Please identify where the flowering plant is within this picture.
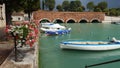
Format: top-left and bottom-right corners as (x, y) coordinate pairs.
(5, 21), (39, 47)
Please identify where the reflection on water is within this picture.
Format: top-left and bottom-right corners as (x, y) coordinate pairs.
(62, 49), (120, 59)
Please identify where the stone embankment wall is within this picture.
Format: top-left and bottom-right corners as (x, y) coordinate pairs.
(102, 16), (120, 23)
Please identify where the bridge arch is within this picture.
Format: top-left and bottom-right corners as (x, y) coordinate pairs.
(66, 18), (76, 23)
(90, 18), (101, 23)
(39, 18), (51, 23)
(53, 18), (64, 23)
(79, 18), (89, 23)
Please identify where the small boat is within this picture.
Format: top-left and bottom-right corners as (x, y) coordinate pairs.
(60, 37), (120, 51)
(40, 23), (71, 35)
(111, 22), (120, 25)
(115, 22), (120, 25)
(45, 28), (71, 35)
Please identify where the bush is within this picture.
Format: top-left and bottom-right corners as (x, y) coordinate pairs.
(4, 21), (39, 47)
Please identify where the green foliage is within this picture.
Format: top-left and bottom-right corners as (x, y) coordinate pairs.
(4, 0), (40, 24)
(87, 1), (94, 11)
(109, 8), (120, 16)
(6, 0), (23, 12)
(81, 6), (85, 11)
(69, 1), (76, 11)
(77, 7), (83, 12)
(44, 0), (55, 11)
(22, 0), (40, 13)
(103, 8), (109, 15)
(6, 0), (40, 13)
(75, 0), (82, 7)
(32, 0), (40, 11)
(94, 8), (102, 12)
(69, 0), (82, 12)
(21, 25), (29, 38)
(56, 5), (63, 11)
(97, 1), (108, 11)
(62, 0), (70, 11)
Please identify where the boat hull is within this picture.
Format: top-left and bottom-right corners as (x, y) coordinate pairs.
(40, 23), (71, 35)
(60, 41), (120, 51)
(60, 44), (120, 51)
(45, 29), (71, 35)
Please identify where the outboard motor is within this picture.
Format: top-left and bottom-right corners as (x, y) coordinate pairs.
(112, 37), (120, 44)
(115, 41), (120, 44)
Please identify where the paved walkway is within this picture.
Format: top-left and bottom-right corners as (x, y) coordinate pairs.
(0, 41), (14, 65)
(0, 27), (39, 68)
(0, 42), (38, 68)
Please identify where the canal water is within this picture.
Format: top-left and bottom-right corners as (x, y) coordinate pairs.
(39, 23), (120, 68)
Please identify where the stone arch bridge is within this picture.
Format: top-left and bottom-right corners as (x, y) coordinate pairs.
(33, 10), (105, 23)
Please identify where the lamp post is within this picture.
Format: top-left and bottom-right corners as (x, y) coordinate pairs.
(42, 0), (45, 10)
(27, 0), (33, 22)
(11, 32), (18, 61)
(27, 0), (30, 21)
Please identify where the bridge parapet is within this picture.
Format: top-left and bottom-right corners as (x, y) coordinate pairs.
(33, 10), (105, 23)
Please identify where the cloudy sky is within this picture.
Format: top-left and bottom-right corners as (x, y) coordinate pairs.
(55, 0), (120, 8)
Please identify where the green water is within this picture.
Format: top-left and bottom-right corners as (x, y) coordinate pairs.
(39, 23), (120, 68)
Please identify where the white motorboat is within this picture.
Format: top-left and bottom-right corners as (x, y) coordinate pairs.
(60, 37), (120, 51)
(40, 23), (71, 35)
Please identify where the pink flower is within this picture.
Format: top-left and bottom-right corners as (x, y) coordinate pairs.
(14, 22), (21, 26)
(23, 21), (29, 25)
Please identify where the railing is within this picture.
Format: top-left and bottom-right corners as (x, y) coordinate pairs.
(85, 58), (120, 68)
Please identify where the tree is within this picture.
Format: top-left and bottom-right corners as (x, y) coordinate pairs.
(81, 6), (85, 11)
(62, 0), (70, 11)
(69, 0), (82, 11)
(75, 0), (82, 8)
(4, 0), (40, 24)
(94, 8), (102, 12)
(44, 0), (55, 11)
(23, 0), (40, 21)
(87, 1), (94, 11)
(77, 7), (83, 12)
(97, 1), (108, 11)
(5, 0), (24, 24)
(0, 0), (4, 4)
(69, 1), (75, 11)
(109, 8), (118, 16)
(116, 8), (120, 16)
(103, 8), (109, 15)
(56, 5), (63, 11)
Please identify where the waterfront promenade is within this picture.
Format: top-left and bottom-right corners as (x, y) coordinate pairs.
(0, 42), (39, 68)
(0, 27), (39, 68)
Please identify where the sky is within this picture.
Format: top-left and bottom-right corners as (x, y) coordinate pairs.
(55, 0), (120, 8)
(40, 0), (120, 10)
